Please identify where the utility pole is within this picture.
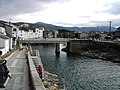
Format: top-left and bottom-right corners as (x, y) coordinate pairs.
(109, 21), (112, 36)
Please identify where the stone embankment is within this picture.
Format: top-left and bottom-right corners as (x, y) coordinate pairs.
(28, 48), (64, 90)
(27, 50), (46, 90)
(62, 41), (120, 63)
(62, 47), (120, 63)
(79, 51), (120, 63)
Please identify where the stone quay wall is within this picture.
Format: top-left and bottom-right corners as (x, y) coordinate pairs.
(66, 40), (120, 62)
(27, 50), (46, 90)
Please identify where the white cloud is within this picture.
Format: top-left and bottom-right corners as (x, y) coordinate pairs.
(1, 0), (120, 27)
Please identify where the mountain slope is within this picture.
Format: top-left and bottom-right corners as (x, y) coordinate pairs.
(34, 22), (64, 30)
(0, 19), (117, 32)
(35, 22), (116, 32)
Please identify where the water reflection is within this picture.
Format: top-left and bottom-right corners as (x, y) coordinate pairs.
(32, 44), (120, 90)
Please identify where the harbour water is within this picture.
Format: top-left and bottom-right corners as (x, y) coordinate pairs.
(32, 44), (120, 90)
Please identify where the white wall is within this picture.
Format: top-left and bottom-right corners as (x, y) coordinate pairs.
(0, 38), (9, 54)
(5, 39), (9, 53)
(9, 38), (13, 50)
(0, 38), (5, 47)
(19, 27), (44, 39)
(11, 24), (19, 38)
(0, 48), (6, 55)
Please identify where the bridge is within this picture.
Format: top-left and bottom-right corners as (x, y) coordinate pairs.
(20, 38), (70, 54)
(20, 38), (120, 54)
(20, 38), (70, 44)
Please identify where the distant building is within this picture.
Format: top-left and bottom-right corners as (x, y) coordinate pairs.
(99, 32), (107, 41)
(43, 30), (58, 38)
(53, 30), (59, 38)
(0, 23), (13, 49)
(79, 32), (89, 39)
(88, 30), (101, 41)
(114, 30), (120, 38)
(10, 24), (19, 49)
(0, 21), (46, 51)
(20, 23), (29, 27)
(19, 25), (44, 40)
(89, 30), (96, 37)
(2, 23), (19, 49)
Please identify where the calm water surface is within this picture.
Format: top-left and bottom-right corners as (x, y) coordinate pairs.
(32, 44), (120, 90)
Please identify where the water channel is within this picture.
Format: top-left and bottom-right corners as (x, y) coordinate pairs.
(32, 44), (120, 90)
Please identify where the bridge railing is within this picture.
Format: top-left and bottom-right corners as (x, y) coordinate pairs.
(20, 38), (70, 43)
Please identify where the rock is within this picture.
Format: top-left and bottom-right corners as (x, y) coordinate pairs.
(43, 71), (64, 90)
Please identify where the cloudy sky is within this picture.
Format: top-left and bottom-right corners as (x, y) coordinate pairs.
(0, 0), (120, 27)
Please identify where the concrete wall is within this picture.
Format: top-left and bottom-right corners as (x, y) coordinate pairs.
(67, 39), (120, 53)
(27, 51), (46, 90)
(5, 39), (9, 53)
(67, 40), (93, 53)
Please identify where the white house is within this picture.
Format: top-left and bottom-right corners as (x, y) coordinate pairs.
(35, 27), (44, 38)
(3, 23), (20, 49)
(1, 23), (15, 49)
(0, 34), (10, 55)
(11, 24), (19, 39)
(19, 26), (44, 40)
(0, 24), (13, 50)
(11, 24), (19, 49)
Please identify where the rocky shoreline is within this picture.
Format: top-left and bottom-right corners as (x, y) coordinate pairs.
(43, 71), (64, 90)
(62, 48), (120, 63)
(80, 51), (120, 63)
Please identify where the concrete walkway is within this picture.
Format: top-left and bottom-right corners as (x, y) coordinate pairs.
(0, 50), (30, 90)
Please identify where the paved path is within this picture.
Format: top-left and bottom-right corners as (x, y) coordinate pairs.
(0, 50), (30, 90)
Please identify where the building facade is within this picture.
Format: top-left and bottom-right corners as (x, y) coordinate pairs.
(0, 34), (10, 55)
(19, 27), (44, 40)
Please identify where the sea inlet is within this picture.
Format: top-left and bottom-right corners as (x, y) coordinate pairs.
(32, 44), (120, 90)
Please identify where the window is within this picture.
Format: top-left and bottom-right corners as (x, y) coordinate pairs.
(13, 28), (16, 31)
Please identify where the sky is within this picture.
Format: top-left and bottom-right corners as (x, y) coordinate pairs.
(0, 0), (120, 27)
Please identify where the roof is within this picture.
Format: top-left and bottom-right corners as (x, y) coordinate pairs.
(0, 34), (9, 39)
